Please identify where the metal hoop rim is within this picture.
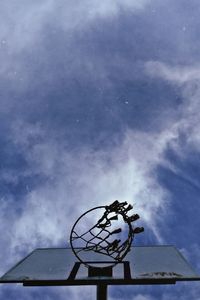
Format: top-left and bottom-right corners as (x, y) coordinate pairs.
(70, 205), (134, 268)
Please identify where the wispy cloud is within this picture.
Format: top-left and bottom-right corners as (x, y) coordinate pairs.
(144, 60), (200, 277)
(0, 285), (96, 300)
(144, 60), (200, 154)
(145, 61), (200, 84)
(1, 2), (200, 300)
(0, 0), (150, 53)
(0, 119), (171, 275)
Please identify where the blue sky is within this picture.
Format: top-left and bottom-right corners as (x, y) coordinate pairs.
(1, 0), (200, 299)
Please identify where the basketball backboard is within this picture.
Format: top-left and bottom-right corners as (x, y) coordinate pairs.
(0, 246), (199, 286)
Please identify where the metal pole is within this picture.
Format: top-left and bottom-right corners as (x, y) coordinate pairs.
(96, 284), (107, 300)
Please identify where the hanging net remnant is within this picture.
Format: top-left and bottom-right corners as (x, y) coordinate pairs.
(70, 200), (144, 264)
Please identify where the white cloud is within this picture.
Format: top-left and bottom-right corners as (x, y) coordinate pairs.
(145, 61), (200, 84)
(145, 60), (200, 150)
(0, 117), (173, 274)
(143, 59), (200, 195)
(132, 295), (154, 300)
(110, 293), (155, 300)
(1, 3), (200, 300)
(0, 0), (151, 105)
(0, 0), (150, 51)
(0, 285), (95, 300)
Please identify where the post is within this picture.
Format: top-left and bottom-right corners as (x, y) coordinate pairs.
(97, 284), (107, 300)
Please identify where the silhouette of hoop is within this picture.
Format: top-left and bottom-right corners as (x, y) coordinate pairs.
(70, 200), (144, 268)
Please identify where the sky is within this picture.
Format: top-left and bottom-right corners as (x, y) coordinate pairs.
(0, 0), (200, 299)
